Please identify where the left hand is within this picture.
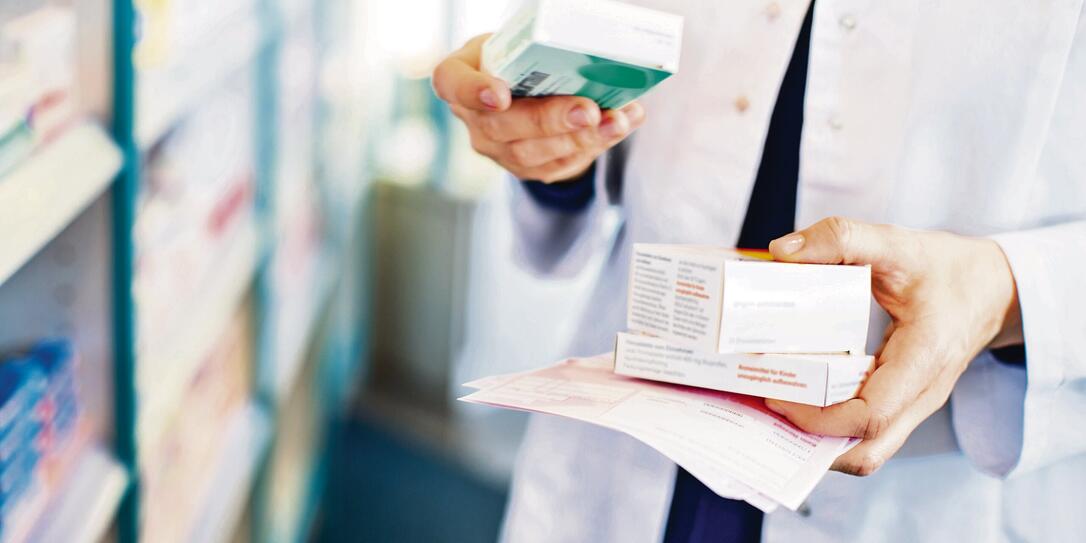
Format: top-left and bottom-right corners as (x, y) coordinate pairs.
(765, 217), (1023, 476)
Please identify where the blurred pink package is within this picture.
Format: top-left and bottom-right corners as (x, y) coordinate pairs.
(460, 355), (858, 512)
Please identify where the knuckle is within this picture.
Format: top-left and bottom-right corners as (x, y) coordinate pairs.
(477, 114), (502, 141)
(431, 63), (447, 87)
(852, 454), (886, 477)
(467, 132), (487, 153)
(431, 63), (455, 101)
(825, 216), (854, 245)
(530, 103), (550, 134)
(468, 133), (500, 161)
(824, 216), (855, 257)
(508, 141), (534, 166)
(449, 104), (470, 121)
(572, 128), (595, 148)
(860, 410), (891, 440)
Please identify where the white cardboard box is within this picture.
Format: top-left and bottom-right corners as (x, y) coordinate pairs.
(613, 332), (875, 406)
(627, 244), (871, 354)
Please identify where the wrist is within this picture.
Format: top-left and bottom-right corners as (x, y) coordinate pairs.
(983, 239), (1024, 348)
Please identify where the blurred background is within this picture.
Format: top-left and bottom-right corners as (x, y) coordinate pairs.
(0, 0), (606, 541)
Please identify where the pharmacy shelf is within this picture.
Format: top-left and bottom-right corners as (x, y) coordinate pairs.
(136, 8), (267, 149)
(273, 249), (340, 404)
(281, 0), (315, 34)
(187, 402), (271, 543)
(136, 221), (261, 450)
(0, 122), (121, 287)
(31, 446), (129, 543)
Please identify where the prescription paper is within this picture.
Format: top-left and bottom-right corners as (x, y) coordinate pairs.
(460, 355), (858, 511)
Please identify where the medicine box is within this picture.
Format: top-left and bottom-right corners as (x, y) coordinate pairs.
(614, 332), (875, 406)
(482, 0), (683, 109)
(627, 244), (871, 354)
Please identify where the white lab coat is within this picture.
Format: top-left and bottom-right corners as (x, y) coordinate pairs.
(497, 1), (1086, 542)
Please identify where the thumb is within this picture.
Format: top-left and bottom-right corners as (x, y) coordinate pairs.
(433, 34), (511, 112)
(768, 216), (899, 268)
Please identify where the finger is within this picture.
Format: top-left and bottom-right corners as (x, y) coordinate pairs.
(516, 152), (598, 184)
(475, 96), (601, 142)
(463, 122), (506, 161)
(598, 104), (641, 140)
(506, 104), (644, 169)
(875, 321), (895, 358)
(768, 216), (906, 270)
(433, 35), (511, 111)
(766, 325), (940, 439)
(508, 132), (584, 169)
(830, 383), (948, 476)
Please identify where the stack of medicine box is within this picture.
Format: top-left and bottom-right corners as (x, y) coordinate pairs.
(614, 244), (877, 407)
(0, 340), (80, 531)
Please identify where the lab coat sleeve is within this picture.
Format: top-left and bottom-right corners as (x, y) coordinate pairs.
(950, 221), (1086, 477)
(508, 151), (622, 278)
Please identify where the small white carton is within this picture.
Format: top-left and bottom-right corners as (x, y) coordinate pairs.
(613, 332), (874, 406)
(627, 244), (871, 354)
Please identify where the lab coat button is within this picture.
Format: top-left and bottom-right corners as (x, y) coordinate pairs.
(766, 2), (782, 20)
(829, 117), (844, 131)
(839, 14), (858, 31)
(734, 96), (750, 113)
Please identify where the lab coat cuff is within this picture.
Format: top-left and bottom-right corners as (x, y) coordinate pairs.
(950, 350), (1026, 477)
(508, 154), (618, 277)
(966, 224), (1086, 476)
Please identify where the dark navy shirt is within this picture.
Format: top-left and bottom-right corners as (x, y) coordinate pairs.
(663, 3), (815, 542)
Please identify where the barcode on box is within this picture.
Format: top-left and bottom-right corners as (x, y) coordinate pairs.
(512, 71), (550, 95)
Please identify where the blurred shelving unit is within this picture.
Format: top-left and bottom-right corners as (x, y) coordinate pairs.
(0, 0), (373, 540)
(30, 446), (129, 543)
(0, 122), (121, 286)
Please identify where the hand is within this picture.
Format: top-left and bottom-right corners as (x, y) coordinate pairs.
(432, 34), (645, 183)
(764, 217), (1024, 476)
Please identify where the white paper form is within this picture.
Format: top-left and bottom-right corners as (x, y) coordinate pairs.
(460, 356), (856, 511)
(464, 370), (770, 507)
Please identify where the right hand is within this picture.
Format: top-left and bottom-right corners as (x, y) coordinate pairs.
(433, 34), (645, 183)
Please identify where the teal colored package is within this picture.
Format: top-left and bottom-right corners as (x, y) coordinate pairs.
(483, 0), (683, 110)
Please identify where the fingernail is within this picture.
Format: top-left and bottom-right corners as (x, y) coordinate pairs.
(765, 400), (786, 415)
(600, 115), (628, 139)
(568, 107), (592, 128)
(775, 234), (805, 255)
(479, 88), (499, 109)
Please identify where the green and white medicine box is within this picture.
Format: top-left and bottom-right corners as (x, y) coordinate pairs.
(482, 0), (683, 110)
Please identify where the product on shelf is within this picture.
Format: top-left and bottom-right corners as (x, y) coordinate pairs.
(0, 5), (77, 176)
(0, 339), (84, 541)
(271, 23), (327, 379)
(134, 0), (257, 69)
(133, 75), (256, 347)
(140, 308), (253, 542)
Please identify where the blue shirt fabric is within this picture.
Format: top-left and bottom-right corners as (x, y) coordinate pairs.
(521, 163), (597, 212)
